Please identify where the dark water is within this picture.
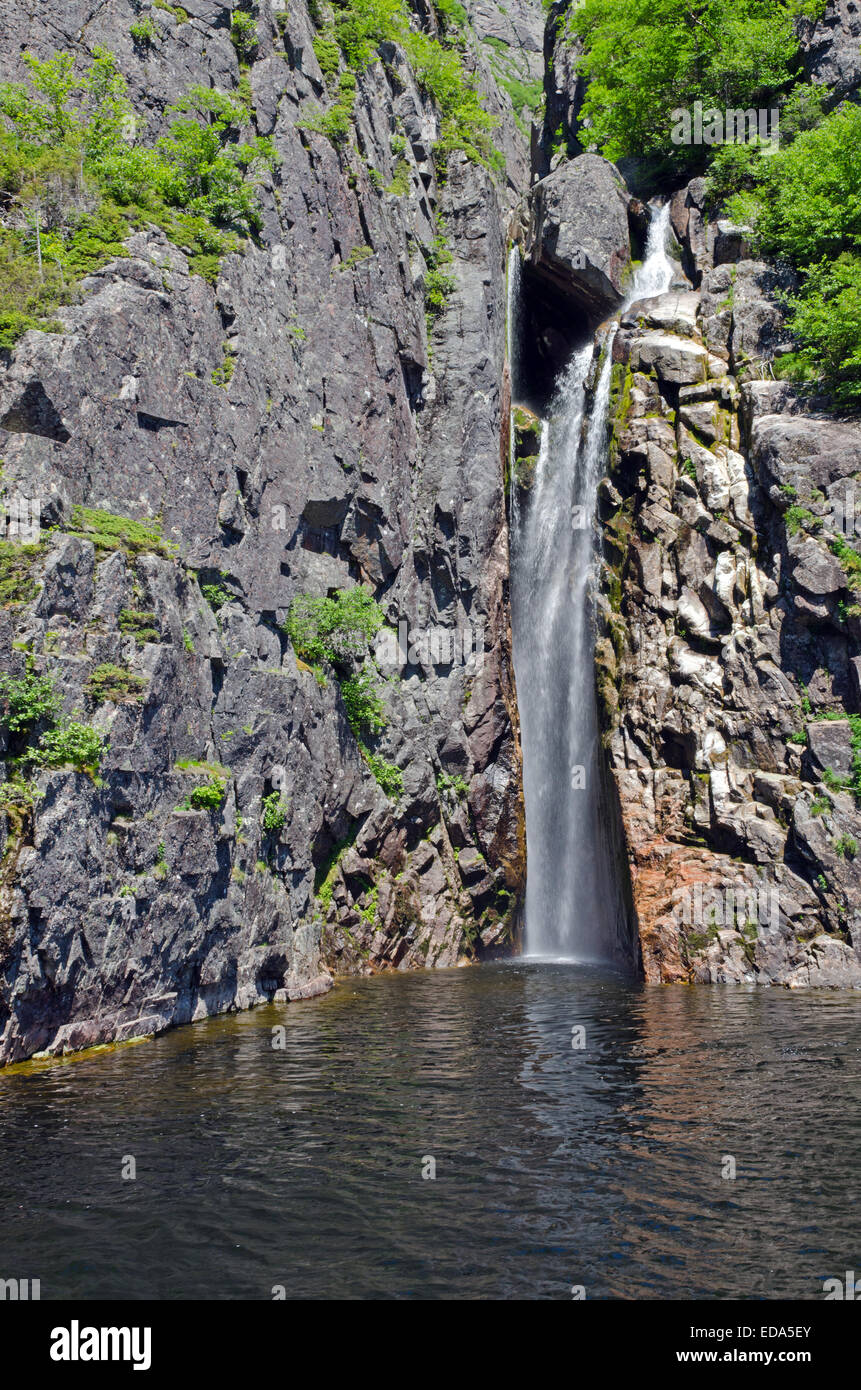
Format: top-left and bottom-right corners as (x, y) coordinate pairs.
(1, 962), (859, 1300)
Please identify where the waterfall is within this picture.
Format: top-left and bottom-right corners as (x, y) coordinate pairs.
(510, 202), (674, 962)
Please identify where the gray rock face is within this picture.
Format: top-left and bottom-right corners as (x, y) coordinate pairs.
(524, 154), (631, 316)
(0, 0), (538, 1063)
(536, 0), (586, 176)
(797, 0), (861, 102)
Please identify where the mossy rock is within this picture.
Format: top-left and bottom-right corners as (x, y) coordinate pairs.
(513, 453), (539, 491)
(513, 405), (541, 463)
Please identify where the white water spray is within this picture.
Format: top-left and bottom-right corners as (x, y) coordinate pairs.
(510, 203), (674, 962)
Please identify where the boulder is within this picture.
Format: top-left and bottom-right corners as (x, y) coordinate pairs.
(525, 154), (631, 316)
(713, 220), (752, 266)
(627, 332), (708, 385)
(804, 719), (853, 780)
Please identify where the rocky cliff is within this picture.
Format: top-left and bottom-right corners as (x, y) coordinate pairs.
(0, 0), (542, 1063)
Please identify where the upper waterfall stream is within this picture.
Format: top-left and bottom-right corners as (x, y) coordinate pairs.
(511, 205), (673, 962)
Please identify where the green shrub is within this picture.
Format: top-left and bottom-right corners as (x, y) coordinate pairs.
(424, 234), (455, 324)
(285, 587), (384, 668)
(341, 668), (386, 738)
(829, 536), (861, 591)
(230, 10), (259, 63)
(67, 505), (175, 557)
(86, 663), (147, 704)
(0, 541), (43, 606)
(130, 17), (158, 46)
(313, 35), (342, 78)
(300, 99), (354, 146)
(33, 720), (105, 772)
(200, 581), (234, 611)
(182, 776), (227, 810)
(407, 30), (501, 171)
(364, 752), (403, 798)
(0, 49), (276, 347)
(118, 608), (161, 645)
(0, 669), (60, 732)
(781, 255), (861, 404)
(174, 757), (230, 775)
(0, 777), (43, 837)
(261, 790), (288, 831)
(340, 242), (373, 270)
(154, 1), (190, 19)
(386, 158), (410, 196)
(754, 103), (861, 267)
(211, 342), (236, 386)
(706, 102), (861, 403)
(784, 505), (821, 537)
(437, 769), (469, 798)
(300, 4), (499, 169)
(834, 834), (857, 859)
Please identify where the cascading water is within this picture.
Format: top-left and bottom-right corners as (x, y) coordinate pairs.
(511, 203), (673, 961)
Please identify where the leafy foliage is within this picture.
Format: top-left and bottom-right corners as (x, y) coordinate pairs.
(86, 663), (147, 704)
(181, 777), (227, 810)
(782, 256), (861, 403)
(33, 720), (105, 773)
(230, 10), (259, 64)
(0, 662), (104, 777)
(569, 0), (800, 171)
(706, 101), (861, 402)
(0, 49), (276, 345)
(424, 234), (456, 324)
(743, 102), (861, 265)
(437, 769), (469, 798)
(340, 668), (386, 738)
(0, 541), (43, 606)
(285, 587), (401, 795)
(364, 751), (403, 797)
(67, 505), (175, 557)
(200, 581), (234, 611)
(303, 0), (501, 170)
(261, 791), (288, 832)
(0, 669), (60, 732)
(285, 587), (384, 669)
(118, 608), (161, 646)
(130, 17), (158, 46)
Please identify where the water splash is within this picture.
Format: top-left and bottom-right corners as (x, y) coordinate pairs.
(511, 203), (673, 962)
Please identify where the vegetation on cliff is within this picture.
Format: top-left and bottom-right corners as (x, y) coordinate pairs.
(0, 48), (275, 344)
(304, 0), (502, 170)
(709, 101), (861, 402)
(566, 0), (860, 402)
(569, 0), (809, 169)
(285, 589), (403, 797)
